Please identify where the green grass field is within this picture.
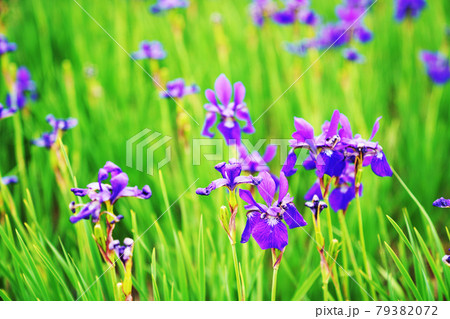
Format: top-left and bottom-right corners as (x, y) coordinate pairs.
(0, 0), (449, 301)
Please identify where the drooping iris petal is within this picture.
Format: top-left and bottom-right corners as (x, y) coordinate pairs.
(283, 204), (307, 229)
(195, 178), (228, 195)
(217, 119), (241, 145)
(329, 185), (356, 212)
(370, 151), (393, 177)
(251, 218), (288, 251)
(201, 112), (217, 138)
(257, 171), (276, 207)
(282, 150), (298, 177)
(235, 105), (255, 134)
(69, 201), (101, 224)
(316, 149), (346, 177)
(109, 172), (129, 203)
(241, 211), (261, 244)
(120, 185), (152, 199)
(214, 74), (232, 107)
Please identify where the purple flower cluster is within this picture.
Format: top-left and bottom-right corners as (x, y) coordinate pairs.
(420, 51), (450, 85)
(237, 144), (277, 175)
(284, 110), (392, 213)
(132, 41), (166, 60)
(0, 34), (16, 55)
(249, 0), (277, 27)
(201, 74), (255, 145)
(284, 0), (373, 62)
(239, 171), (306, 251)
(160, 78), (200, 99)
(150, 0), (189, 14)
(394, 0), (426, 21)
(32, 114), (78, 148)
(70, 161), (152, 224)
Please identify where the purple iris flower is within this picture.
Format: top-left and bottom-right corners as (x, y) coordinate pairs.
(0, 102), (17, 120)
(239, 171), (307, 251)
(238, 144), (277, 175)
(32, 114), (78, 148)
(420, 51), (450, 85)
(1, 175), (18, 185)
(132, 41), (166, 60)
(109, 237), (134, 266)
(201, 74), (255, 145)
(315, 23), (351, 49)
(6, 67), (38, 109)
(342, 47), (365, 63)
(394, 0), (426, 21)
(150, 0), (188, 14)
(0, 34), (16, 55)
(250, 0), (277, 27)
(338, 113), (393, 177)
(433, 197), (450, 208)
(284, 110), (345, 178)
(160, 78), (200, 99)
(70, 161), (152, 224)
(196, 160), (262, 196)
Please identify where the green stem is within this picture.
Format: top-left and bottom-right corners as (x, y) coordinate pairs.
(271, 267), (278, 301)
(231, 243), (243, 301)
(355, 193), (376, 299)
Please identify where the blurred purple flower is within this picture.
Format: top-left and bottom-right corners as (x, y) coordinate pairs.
(0, 102), (17, 120)
(32, 114), (78, 148)
(250, 0), (277, 27)
(0, 34), (16, 55)
(160, 78), (200, 99)
(196, 160), (262, 196)
(1, 175), (18, 185)
(284, 39), (315, 57)
(420, 51), (450, 85)
(342, 47), (365, 63)
(394, 0), (426, 21)
(433, 197), (450, 208)
(150, 0), (188, 14)
(239, 171), (306, 251)
(132, 41), (166, 60)
(70, 161), (152, 223)
(443, 249), (450, 267)
(201, 74), (255, 145)
(6, 67), (38, 109)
